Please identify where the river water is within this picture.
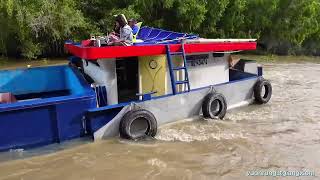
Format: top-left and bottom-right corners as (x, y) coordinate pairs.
(0, 56), (319, 180)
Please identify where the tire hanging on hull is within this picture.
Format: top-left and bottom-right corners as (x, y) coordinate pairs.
(202, 93), (227, 119)
(254, 78), (272, 104)
(119, 109), (157, 140)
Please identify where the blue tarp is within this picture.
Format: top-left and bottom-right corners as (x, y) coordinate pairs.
(135, 26), (198, 45)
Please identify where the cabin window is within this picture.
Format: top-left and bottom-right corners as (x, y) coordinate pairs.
(212, 53), (225, 57)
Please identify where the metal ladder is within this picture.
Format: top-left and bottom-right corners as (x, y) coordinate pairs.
(165, 42), (191, 95)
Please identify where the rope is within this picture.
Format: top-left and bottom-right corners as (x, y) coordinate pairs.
(209, 85), (217, 94)
(129, 102), (142, 111)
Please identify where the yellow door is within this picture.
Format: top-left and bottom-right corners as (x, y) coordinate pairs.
(139, 55), (168, 96)
(139, 55), (185, 96)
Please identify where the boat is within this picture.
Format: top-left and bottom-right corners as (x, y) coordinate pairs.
(0, 26), (272, 151)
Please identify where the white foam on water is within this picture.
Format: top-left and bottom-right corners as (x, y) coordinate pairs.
(156, 120), (249, 142)
(9, 149), (24, 153)
(147, 158), (167, 168)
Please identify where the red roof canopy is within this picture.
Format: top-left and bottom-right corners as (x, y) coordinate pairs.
(65, 42), (256, 60)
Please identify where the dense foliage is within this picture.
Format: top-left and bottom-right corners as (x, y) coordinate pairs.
(0, 0), (319, 59)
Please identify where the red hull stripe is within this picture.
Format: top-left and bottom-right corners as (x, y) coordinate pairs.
(65, 42), (257, 60)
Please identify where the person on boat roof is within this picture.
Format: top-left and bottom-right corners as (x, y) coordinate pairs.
(108, 14), (133, 46)
(128, 19), (139, 35)
(113, 20), (120, 36)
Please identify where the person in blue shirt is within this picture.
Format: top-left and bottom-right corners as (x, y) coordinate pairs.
(128, 19), (139, 35)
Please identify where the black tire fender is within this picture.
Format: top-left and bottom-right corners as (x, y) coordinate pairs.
(119, 109), (157, 140)
(202, 93), (227, 119)
(254, 78), (272, 104)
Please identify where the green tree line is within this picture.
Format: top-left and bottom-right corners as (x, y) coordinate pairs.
(0, 0), (319, 59)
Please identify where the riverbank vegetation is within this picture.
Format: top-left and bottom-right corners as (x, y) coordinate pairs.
(0, 0), (319, 59)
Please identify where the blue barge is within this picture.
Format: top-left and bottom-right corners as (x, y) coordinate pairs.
(0, 65), (96, 151)
(0, 27), (272, 151)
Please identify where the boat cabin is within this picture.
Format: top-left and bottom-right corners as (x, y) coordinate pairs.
(66, 26), (258, 107)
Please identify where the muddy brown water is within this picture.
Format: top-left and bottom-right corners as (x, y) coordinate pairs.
(0, 56), (319, 180)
